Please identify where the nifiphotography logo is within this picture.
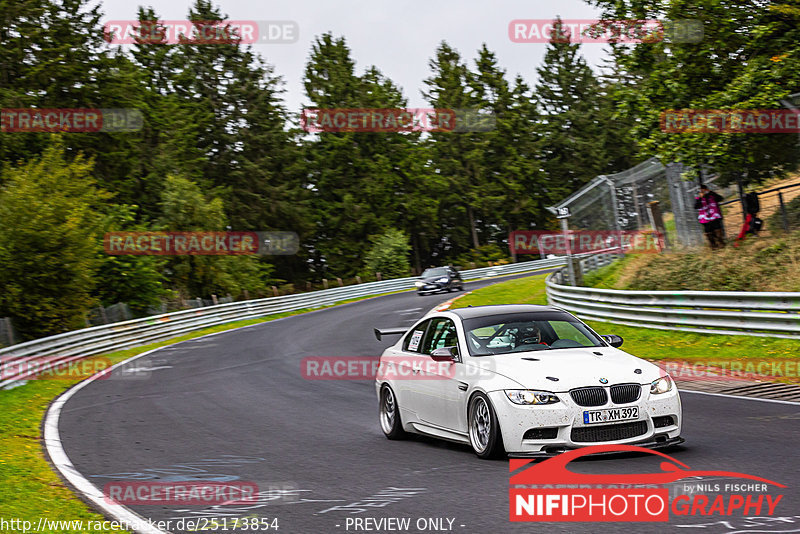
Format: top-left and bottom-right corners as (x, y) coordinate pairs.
(509, 444), (785, 522)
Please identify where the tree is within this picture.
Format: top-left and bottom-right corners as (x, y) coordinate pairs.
(303, 33), (433, 276)
(94, 205), (168, 316)
(472, 46), (552, 247)
(0, 141), (109, 340)
(534, 18), (610, 198)
(157, 175), (273, 299)
(423, 42), (487, 254)
(362, 229), (411, 278)
(589, 0), (800, 187)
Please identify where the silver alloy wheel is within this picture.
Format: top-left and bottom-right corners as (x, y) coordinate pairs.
(380, 386), (396, 434)
(470, 397), (491, 452)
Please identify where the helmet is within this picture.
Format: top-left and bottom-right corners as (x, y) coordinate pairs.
(516, 325), (541, 346)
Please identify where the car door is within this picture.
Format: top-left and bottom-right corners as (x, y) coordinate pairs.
(389, 319), (431, 417)
(415, 317), (469, 433)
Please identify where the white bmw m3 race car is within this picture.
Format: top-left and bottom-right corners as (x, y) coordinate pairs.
(374, 304), (683, 458)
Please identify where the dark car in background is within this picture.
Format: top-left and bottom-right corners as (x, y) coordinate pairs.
(414, 266), (464, 295)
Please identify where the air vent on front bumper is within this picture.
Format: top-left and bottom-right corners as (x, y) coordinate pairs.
(610, 383), (641, 404)
(653, 415), (675, 428)
(523, 427), (558, 440)
(571, 421), (648, 443)
(569, 387), (608, 407)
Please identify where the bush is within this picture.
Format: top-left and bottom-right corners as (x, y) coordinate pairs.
(455, 244), (511, 267)
(0, 143), (109, 340)
(362, 229), (411, 278)
(587, 234), (800, 292)
(158, 175), (276, 299)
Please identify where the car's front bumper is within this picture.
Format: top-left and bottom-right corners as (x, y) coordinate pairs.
(416, 283), (447, 293)
(507, 436), (685, 458)
(489, 385), (683, 455)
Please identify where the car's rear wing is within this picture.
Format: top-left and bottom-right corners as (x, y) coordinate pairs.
(373, 327), (407, 341)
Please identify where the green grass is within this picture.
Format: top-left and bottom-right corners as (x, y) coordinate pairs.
(580, 256), (634, 289)
(1, 352), (135, 531)
(0, 289), (410, 532)
(451, 274), (800, 366)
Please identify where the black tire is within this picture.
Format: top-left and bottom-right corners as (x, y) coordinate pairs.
(379, 385), (407, 439)
(467, 392), (505, 459)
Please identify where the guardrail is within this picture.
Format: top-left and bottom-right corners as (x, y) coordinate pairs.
(547, 264), (800, 339)
(0, 257), (566, 389)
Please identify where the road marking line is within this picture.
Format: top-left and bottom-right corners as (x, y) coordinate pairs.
(44, 347), (171, 534)
(681, 388), (800, 406)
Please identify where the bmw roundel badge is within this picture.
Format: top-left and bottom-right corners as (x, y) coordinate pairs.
(599, 377), (608, 384)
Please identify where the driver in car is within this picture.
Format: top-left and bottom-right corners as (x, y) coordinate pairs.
(514, 325), (546, 348)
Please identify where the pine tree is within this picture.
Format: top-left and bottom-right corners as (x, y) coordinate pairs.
(534, 18), (609, 198)
(472, 46), (551, 248)
(303, 33), (427, 277)
(422, 42), (486, 256)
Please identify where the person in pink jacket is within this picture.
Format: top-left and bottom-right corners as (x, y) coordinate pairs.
(694, 184), (725, 249)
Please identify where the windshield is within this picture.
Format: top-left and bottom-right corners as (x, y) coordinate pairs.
(421, 267), (448, 278)
(463, 313), (604, 356)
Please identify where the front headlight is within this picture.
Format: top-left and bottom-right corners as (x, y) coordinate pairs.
(434, 277), (449, 284)
(505, 390), (560, 405)
(414, 281), (424, 288)
(650, 376), (673, 394)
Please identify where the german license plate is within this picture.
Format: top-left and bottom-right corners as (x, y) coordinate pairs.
(583, 407), (639, 424)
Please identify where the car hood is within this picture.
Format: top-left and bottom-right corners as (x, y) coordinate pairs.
(420, 275), (447, 282)
(472, 347), (662, 392)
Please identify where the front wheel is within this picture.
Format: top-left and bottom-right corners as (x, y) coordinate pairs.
(468, 393), (505, 459)
(379, 385), (407, 439)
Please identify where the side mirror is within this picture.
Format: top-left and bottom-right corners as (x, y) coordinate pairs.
(430, 346), (458, 361)
(601, 335), (624, 348)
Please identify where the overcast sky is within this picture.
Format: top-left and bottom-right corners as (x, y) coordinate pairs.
(100, 0), (610, 113)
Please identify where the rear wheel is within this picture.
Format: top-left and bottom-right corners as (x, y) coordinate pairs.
(468, 393), (505, 459)
(379, 385), (407, 439)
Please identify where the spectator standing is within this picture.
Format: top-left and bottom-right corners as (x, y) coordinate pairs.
(694, 184), (725, 249)
(735, 191), (763, 245)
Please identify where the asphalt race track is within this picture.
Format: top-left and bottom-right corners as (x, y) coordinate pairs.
(55, 273), (800, 534)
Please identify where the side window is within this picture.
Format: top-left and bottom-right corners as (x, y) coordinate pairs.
(403, 320), (430, 353)
(420, 318), (458, 355)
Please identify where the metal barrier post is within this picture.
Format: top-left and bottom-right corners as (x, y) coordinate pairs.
(779, 191), (790, 232)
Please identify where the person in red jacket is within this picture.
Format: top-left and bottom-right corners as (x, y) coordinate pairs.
(735, 191), (763, 246)
(694, 184), (725, 249)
